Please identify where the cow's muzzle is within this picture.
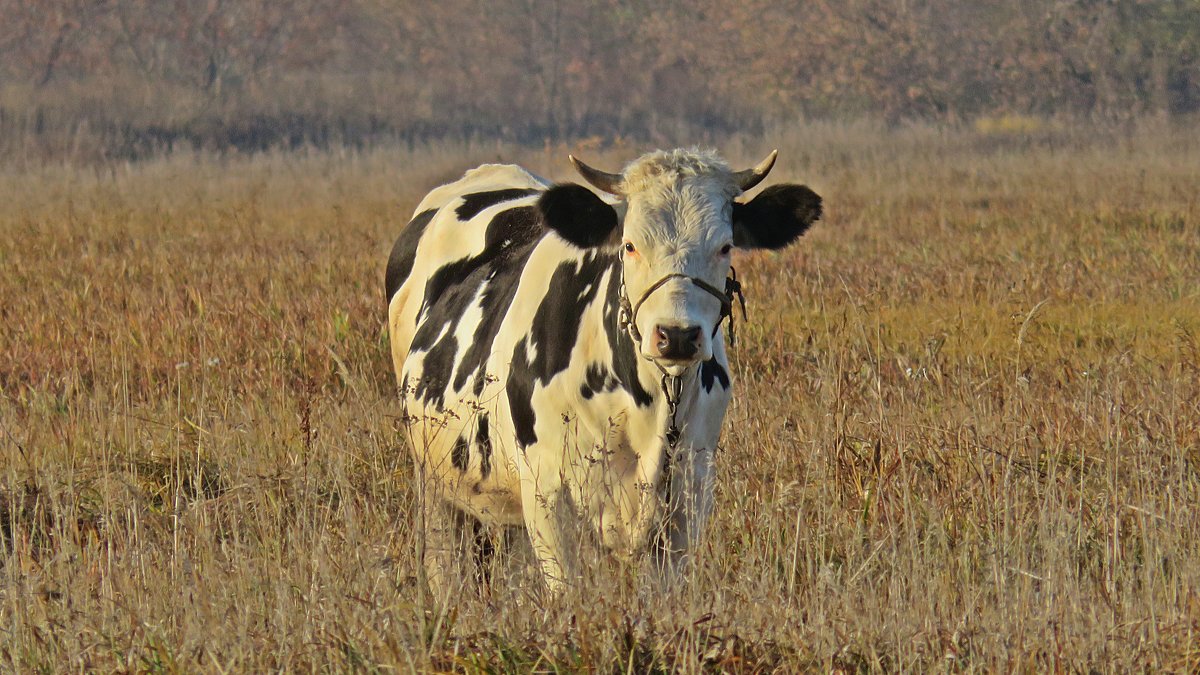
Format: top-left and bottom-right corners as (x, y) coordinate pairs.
(653, 324), (702, 361)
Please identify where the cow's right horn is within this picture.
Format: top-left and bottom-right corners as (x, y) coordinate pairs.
(732, 149), (779, 192)
(569, 155), (623, 196)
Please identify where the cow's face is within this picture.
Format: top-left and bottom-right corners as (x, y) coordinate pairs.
(617, 174), (736, 370)
(538, 149), (822, 371)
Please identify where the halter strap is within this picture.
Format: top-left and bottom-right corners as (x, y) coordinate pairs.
(618, 268), (746, 345)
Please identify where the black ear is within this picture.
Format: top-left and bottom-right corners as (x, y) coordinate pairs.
(537, 184), (619, 248)
(732, 184), (822, 250)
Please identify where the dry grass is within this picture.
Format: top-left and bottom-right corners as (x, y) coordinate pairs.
(1, 121), (1198, 672)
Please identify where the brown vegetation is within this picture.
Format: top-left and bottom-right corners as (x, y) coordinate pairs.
(1, 120), (1199, 670)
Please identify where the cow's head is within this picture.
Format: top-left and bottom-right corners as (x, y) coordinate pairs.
(538, 148), (821, 372)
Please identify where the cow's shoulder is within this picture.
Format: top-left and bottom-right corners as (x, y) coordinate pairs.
(390, 164), (548, 304)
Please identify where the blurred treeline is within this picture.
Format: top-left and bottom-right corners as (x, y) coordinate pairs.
(2, 0), (1198, 158)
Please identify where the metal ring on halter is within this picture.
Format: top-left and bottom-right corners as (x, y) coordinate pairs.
(660, 371), (683, 449)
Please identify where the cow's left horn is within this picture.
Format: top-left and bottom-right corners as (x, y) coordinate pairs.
(569, 155), (623, 196)
(732, 149), (779, 192)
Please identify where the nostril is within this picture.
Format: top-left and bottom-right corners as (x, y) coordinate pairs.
(655, 326), (671, 353)
(683, 326), (701, 344)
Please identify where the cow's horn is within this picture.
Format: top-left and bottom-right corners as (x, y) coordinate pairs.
(732, 149), (779, 192)
(569, 155), (623, 196)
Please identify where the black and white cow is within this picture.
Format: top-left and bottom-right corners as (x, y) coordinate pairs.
(386, 148), (821, 594)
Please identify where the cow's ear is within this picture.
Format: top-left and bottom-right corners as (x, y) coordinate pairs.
(732, 184), (822, 250)
(537, 183), (619, 248)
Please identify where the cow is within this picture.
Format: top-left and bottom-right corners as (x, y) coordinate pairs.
(386, 148), (821, 595)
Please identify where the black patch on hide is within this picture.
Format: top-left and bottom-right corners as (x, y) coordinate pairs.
(475, 414), (492, 479)
(580, 363), (620, 399)
(507, 340), (538, 448)
(385, 208), (436, 302)
(524, 254), (609, 378)
(412, 336), (457, 411)
(451, 434), (469, 472)
(601, 256), (654, 407)
(455, 188), (540, 220)
(700, 357), (730, 393)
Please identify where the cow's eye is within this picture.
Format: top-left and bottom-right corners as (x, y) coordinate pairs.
(624, 242), (637, 254)
(719, 243), (733, 255)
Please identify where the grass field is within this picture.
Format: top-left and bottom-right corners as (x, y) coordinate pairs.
(1, 120), (1198, 671)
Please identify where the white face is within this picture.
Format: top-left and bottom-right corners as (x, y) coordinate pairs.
(620, 177), (736, 370)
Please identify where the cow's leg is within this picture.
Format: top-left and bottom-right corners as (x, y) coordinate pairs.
(661, 446), (717, 583)
(417, 484), (490, 602)
(417, 487), (461, 601)
(519, 461), (575, 594)
(469, 516), (501, 595)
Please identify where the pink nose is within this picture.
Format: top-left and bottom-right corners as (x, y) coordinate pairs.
(653, 325), (701, 360)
